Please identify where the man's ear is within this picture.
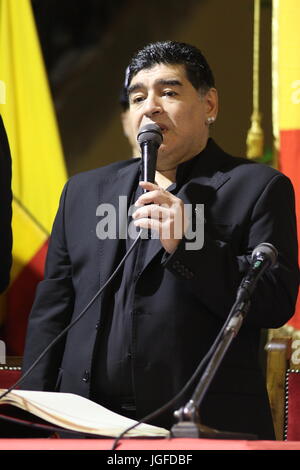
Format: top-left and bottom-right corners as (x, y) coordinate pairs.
(205, 88), (218, 120)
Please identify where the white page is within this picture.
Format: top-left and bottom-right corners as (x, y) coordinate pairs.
(1, 390), (169, 437)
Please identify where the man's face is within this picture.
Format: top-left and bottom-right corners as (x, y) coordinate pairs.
(127, 63), (218, 170)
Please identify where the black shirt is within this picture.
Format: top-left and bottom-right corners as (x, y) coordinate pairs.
(91, 153), (201, 416)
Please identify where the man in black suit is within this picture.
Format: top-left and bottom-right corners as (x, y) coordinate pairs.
(0, 115), (12, 293)
(22, 41), (299, 439)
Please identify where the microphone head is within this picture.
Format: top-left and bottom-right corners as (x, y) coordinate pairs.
(251, 242), (278, 267)
(137, 123), (163, 147)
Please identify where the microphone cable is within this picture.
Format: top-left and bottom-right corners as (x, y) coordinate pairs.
(0, 284), (243, 442)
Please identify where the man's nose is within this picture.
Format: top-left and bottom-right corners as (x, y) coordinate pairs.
(143, 94), (163, 117)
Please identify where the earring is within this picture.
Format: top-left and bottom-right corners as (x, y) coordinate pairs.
(206, 116), (215, 125)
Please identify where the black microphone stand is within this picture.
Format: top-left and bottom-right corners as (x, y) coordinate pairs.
(171, 293), (257, 440)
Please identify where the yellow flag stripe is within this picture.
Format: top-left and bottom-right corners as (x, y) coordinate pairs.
(278, 0), (300, 130)
(10, 198), (48, 280)
(0, 0), (67, 234)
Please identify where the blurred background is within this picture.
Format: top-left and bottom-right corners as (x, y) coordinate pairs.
(31, 0), (272, 175)
(2, 0), (299, 359)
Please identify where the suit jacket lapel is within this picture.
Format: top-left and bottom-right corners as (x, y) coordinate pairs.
(178, 138), (232, 204)
(98, 159), (140, 289)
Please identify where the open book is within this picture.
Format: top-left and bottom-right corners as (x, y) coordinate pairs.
(0, 389), (170, 438)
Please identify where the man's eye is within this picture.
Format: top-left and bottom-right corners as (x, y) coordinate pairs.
(132, 96), (145, 104)
(163, 90), (177, 97)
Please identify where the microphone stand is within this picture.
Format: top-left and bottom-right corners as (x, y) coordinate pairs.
(171, 293), (257, 440)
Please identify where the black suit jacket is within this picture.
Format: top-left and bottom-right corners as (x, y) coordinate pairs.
(22, 139), (299, 438)
(0, 116), (12, 293)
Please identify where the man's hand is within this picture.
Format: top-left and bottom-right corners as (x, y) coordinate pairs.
(132, 181), (189, 253)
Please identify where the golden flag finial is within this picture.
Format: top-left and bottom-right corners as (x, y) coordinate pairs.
(247, 0), (264, 159)
(247, 110), (264, 159)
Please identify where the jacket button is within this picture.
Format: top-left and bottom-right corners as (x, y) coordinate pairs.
(82, 370), (90, 383)
(132, 309), (141, 315)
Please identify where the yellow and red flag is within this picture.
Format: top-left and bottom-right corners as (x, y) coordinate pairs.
(0, 0), (67, 354)
(273, 0), (300, 329)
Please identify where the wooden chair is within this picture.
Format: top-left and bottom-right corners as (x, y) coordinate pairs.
(284, 368), (300, 440)
(266, 335), (300, 440)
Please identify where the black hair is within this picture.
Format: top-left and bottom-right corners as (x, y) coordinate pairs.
(119, 66), (130, 110)
(126, 40), (215, 94)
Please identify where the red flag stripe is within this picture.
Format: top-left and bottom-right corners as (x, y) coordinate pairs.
(4, 240), (48, 355)
(279, 129), (300, 329)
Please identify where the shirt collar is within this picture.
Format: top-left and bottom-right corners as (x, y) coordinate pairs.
(138, 138), (214, 193)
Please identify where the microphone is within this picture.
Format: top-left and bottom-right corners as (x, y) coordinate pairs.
(137, 123), (163, 184)
(237, 242), (278, 301)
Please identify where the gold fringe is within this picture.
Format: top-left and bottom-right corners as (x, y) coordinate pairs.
(272, 0), (279, 169)
(246, 110), (264, 159)
(247, 0), (264, 159)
